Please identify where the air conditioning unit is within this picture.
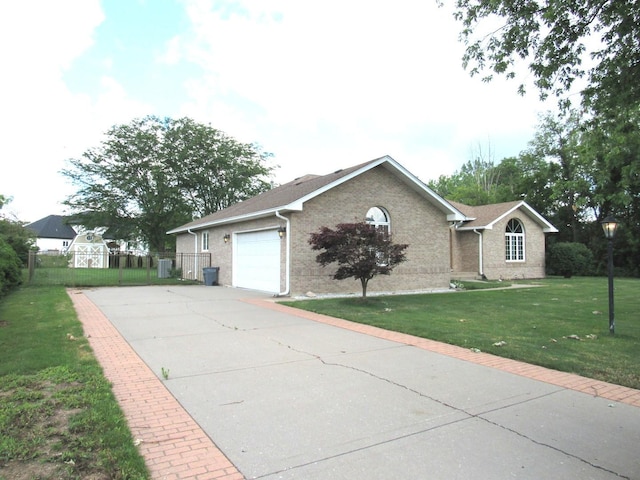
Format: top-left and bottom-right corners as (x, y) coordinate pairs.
(157, 259), (172, 278)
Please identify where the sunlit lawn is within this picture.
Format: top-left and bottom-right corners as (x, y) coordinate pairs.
(281, 277), (640, 389)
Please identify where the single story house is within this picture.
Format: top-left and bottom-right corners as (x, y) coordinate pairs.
(168, 156), (557, 295)
(26, 215), (77, 254)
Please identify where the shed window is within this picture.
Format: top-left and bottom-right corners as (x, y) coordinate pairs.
(505, 219), (525, 261)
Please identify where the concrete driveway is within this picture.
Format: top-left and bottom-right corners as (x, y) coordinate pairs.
(78, 285), (640, 480)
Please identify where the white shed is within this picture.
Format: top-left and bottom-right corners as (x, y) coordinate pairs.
(68, 232), (109, 269)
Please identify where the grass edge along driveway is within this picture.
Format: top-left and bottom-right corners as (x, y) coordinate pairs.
(0, 285), (149, 480)
(280, 277), (640, 390)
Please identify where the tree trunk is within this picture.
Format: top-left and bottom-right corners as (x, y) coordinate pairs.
(360, 277), (368, 298)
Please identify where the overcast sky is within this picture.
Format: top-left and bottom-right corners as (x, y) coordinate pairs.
(0, 0), (556, 223)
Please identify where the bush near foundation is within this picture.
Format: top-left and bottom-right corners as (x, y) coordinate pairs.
(546, 242), (593, 278)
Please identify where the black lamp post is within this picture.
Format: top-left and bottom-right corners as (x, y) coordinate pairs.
(601, 215), (619, 335)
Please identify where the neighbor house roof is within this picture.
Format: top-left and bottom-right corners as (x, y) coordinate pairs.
(168, 155), (467, 234)
(26, 215), (77, 239)
(449, 200), (558, 233)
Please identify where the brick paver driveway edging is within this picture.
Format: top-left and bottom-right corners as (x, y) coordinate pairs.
(68, 289), (244, 480)
(246, 298), (640, 409)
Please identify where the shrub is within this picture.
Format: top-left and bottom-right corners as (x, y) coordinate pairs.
(546, 242), (594, 278)
(0, 236), (23, 297)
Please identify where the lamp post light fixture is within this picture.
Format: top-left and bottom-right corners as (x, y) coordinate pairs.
(601, 215), (619, 335)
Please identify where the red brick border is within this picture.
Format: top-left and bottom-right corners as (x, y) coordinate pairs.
(68, 289), (244, 480)
(246, 298), (640, 408)
(69, 288), (640, 480)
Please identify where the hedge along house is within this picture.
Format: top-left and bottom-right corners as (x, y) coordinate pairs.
(167, 156), (557, 295)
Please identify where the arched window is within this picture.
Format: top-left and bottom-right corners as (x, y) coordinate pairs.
(366, 207), (390, 265)
(505, 219), (525, 261)
(366, 207), (390, 234)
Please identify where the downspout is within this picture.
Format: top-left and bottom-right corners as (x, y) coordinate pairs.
(275, 211), (290, 296)
(188, 228), (198, 280)
(473, 229), (484, 278)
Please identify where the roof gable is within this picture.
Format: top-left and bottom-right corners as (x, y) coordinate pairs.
(450, 200), (558, 233)
(26, 215), (77, 239)
(168, 155), (466, 234)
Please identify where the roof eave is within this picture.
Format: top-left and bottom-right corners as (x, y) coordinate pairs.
(166, 204), (302, 235)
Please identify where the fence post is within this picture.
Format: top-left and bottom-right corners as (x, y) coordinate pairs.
(118, 253), (124, 285)
(28, 251), (36, 284)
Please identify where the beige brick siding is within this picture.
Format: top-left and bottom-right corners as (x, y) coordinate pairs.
(288, 166), (450, 295)
(174, 166), (550, 294)
(450, 229), (479, 273)
(176, 218), (286, 288)
(451, 212), (547, 280)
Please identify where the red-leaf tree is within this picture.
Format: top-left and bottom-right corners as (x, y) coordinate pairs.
(309, 222), (408, 298)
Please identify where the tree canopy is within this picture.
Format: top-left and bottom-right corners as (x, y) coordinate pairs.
(309, 222), (408, 298)
(62, 116), (274, 252)
(451, 0), (640, 113)
(431, 108), (640, 276)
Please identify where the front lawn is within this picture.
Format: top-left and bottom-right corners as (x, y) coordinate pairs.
(281, 277), (640, 390)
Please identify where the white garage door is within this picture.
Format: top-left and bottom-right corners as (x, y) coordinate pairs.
(234, 229), (281, 293)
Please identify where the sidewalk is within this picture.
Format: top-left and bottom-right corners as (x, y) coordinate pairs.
(69, 287), (640, 480)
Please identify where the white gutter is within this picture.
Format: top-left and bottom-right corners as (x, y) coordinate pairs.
(473, 229), (484, 277)
(188, 228), (198, 280)
(275, 210), (290, 296)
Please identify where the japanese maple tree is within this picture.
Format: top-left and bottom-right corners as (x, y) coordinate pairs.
(309, 222), (408, 298)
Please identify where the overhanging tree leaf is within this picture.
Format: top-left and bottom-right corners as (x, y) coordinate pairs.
(451, 0), (640, 113)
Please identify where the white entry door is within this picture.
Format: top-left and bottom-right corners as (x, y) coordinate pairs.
(234, 229), (281, 293)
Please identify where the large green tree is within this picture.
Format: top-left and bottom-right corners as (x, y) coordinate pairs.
(62, 116), (274, 253)
(451, 0), (640, 113)
(525, 111), (596, 243)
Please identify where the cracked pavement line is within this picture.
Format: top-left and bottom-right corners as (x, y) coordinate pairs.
(264, 340), (630, 480)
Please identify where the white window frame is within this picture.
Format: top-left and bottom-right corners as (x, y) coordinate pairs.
(505, 219), (525, 262)
(366, 206), (390, 235)
(366, 206), (390, 265)
(202, 231), (210, 251)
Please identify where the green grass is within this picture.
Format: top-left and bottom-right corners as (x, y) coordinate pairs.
(281, 277), (640, 390)
(0, 286), (149, 479)
(27, 266), (198, 287)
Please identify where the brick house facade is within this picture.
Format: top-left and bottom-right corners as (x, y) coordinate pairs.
(168, 156), (557, 295)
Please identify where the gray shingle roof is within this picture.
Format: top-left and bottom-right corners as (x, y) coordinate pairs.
(449, 200), (558, 232)
(168, 155), (466, 234)
(168, 159), (378, 233)
(26, 215), (77, 239)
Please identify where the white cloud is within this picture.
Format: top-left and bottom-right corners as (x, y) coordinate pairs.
(171, 0), (554, 186)
(0, 1), (152, 222)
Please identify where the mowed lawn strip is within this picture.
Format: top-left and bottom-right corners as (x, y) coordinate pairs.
(281, 277), (640, 390)
(0, 286), (149, 480)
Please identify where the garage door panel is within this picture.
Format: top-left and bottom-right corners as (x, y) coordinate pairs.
(234, 230), (281, 293)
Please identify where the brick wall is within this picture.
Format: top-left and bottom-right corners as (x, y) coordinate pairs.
(477, 214), (547, 280)
(288, 166), (451, 295)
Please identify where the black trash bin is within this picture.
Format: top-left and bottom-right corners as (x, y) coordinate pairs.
(202, 267), (219, 286)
